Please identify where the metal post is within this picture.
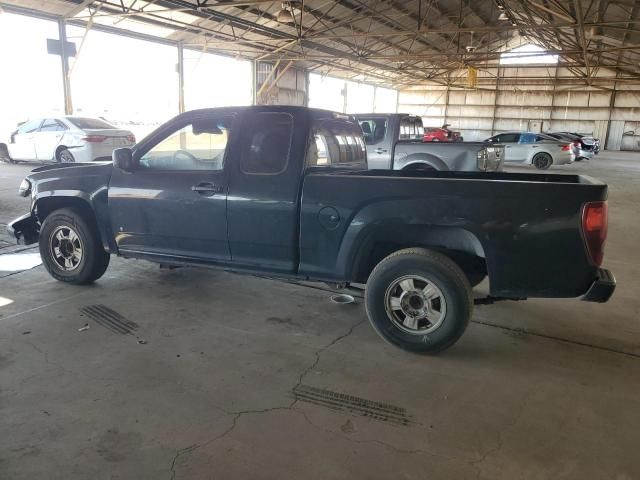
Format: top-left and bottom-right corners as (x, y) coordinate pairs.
(252, 59), (258, 105)
(604, 81), (617, 150)
(58, 18), (73, 115)
(177, 41), (185, 113)
(443, 83), (450, 126)
(304, 69), (309, 107)
(490, 67), (500, 135)
(372, 86), (377, 112)
(342, 80), (348, 114)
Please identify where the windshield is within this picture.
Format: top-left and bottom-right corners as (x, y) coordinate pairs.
(67, 117), (116, 129)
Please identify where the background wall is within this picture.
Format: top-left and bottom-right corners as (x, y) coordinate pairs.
(399, 66), (640, 150)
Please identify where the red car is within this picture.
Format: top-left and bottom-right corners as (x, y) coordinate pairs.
(423, 125), (463, 142)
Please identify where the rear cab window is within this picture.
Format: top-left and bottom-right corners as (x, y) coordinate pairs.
(306, 116), (367, 169)
(399, 116), (423, 141)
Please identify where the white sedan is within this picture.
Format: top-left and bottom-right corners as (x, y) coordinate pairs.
(2, 116), (135, 163)
(485, 132), (574, 170)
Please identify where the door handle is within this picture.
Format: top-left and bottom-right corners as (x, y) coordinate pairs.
(192, 182), (223, 196)
(375, 148), (388, 154)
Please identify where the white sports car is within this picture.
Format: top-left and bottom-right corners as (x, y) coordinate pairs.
(1, 116), (135, 163)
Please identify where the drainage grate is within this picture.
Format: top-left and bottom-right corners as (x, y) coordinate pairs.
(80, 305), (139, 335)
(292, 384), (412, 426)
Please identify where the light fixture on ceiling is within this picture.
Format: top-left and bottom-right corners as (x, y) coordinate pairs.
(498, 12), (508, 20)
(276, 2), (295, 24)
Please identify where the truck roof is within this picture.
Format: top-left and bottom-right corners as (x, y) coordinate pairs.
(179, 105), (353, 121)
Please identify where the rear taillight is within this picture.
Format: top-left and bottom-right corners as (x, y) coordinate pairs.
(561, 144), (572, 151)
(126, 134), (136, 143)
(82, 135), (107, 143)
(581, 201), (608, 266)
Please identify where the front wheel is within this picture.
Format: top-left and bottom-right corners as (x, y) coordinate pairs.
(532, 152), (552, 170)
(39, 208), (110, 284)
(365, 248), (472, 354)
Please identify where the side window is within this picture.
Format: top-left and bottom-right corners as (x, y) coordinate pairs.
(497, 133), (520, 143)
(357, 118), (387, 146)
(399, 116), (412, 140)
(519, 133), (536, 144)
(240, 112), (293, 175)
(413, 118), (423, 140)
(139, 116), (232, 171)
(17, 119), (42, 134)
(40, 119), (66, 132)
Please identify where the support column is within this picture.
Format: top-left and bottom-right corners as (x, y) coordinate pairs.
(342, 81), (348, 114)
(58, 18), (73, 115)
(490, 67), (500, 135)
(252, 59), (258, 105)
(443, 84), (450, 126)
(372, 86), (377, 112)
(304, 69), (309, 107)
(177, 42), (185, 113)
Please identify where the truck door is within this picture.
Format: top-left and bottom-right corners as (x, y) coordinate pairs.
(356, 116), (391, 169)
(108, 112), (237, 262)
(226, 110), (299, 273)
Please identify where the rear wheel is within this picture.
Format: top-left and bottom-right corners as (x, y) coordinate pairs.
(365, 248), (472, 354)
(532, 152), (552, 170)
(56, 147), (75, 163)
(39, 208), (110, 284)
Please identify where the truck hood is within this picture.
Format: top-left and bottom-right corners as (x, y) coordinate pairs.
(30, 161), (112, 174)
(27, 162), (114, 193)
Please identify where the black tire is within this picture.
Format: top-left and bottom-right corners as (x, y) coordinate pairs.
(39, 208), (110, 284)
(56, 147), (75, 163)
(532, 152), (552, 170)
(575, 157), (583, 162)
(365, 248), (472, 354)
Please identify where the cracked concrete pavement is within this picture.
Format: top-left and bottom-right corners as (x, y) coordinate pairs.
(1, 153), (640, 479)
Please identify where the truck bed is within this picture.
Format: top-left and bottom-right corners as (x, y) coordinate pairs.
(299, 168), (607, 298)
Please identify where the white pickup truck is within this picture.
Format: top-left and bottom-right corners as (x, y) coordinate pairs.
(354, 113), (504, 172)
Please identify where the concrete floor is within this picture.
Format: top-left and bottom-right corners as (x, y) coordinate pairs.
(1, 153), (639, 480)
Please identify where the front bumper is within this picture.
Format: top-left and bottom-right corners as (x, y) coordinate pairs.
(582, 268), (616, 303)
(7, 213), (40, 245)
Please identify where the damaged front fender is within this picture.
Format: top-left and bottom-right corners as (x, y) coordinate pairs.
(7, 213), (40, 245)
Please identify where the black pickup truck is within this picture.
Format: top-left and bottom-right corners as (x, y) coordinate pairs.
(7, 106), (615, 354)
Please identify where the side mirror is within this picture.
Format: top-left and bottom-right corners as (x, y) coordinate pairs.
(113, 147), (135, 172)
